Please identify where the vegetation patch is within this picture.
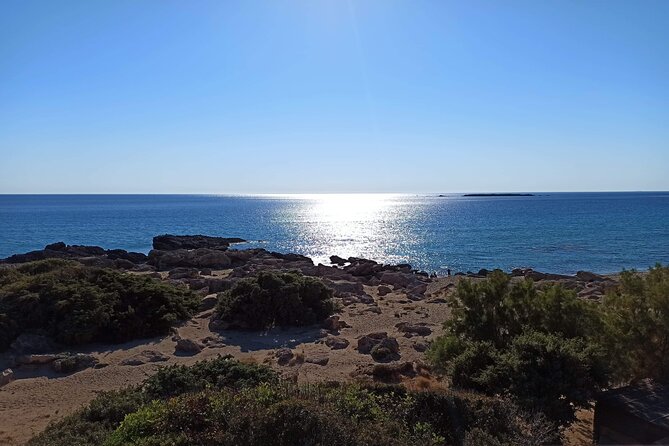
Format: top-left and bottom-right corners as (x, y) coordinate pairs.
(215, 271), (335, 330)
(28, 357), (555, 446)
(427, 266), (669, 429)
(0, 259), (199, 351)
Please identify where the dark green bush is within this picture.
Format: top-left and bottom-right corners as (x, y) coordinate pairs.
(29, 356), (552, 446)
(142, 354), (278, 399)
(0, 259), (199, 351)
(601, 264), (669, 383)
(28, 356), (278, 446)
(428, 270), (609, 426)
(216, 271), (335, 330)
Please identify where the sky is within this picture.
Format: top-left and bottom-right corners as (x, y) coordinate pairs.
(1, 0), (668, 194)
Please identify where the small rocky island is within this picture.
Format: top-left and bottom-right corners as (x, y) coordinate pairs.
(462, 193), (535, 197)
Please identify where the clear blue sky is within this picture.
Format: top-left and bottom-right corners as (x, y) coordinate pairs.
(1, 0), (667, 194)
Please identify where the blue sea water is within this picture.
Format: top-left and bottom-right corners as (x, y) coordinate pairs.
(0, 193), (668, 275)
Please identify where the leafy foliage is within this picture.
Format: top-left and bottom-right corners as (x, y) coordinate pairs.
(0, 259), (199, 350)
(601, 264), (669, 383)
(29, 356), (555, 446)
(28, 356), (278, 446)
(216, 271), (335, 329)
(428, 270), (608, 426)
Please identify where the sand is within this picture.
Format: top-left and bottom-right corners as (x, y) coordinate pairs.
(0, 276), (455, 445)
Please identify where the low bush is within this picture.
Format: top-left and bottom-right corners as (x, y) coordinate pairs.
(0, 259), (200, 351)
(215, 271), (335, 329)
(28, 356), (278, 446)
(601, 264), (669, 383)
(427, 270), (609, 426)
(29, 357), (554, 446)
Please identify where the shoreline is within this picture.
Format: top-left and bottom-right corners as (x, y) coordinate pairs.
(0, 235), (641, 445)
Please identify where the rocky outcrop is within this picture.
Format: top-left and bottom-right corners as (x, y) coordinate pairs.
(121, 350), (170, 366)
(325, 336), (350, 350)
(153, 234), (245, 251)
(329, 255), (347, 266)
(275, 348), (293, 366)
(321, 316), (350, 332)
(51, 354), (98, 373)
(396, 322), (432, 337)
(1, 242), (147, 267)
(175, 337), (204, 355)
(148, 249), (231, 270)
(357, 332), (400, 362)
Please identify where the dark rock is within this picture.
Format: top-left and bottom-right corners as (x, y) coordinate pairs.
(45, 242), (67, 251)
(175, 337), (204, 354)
(121, 350), (170, 366)
(345, 261), (377, 277)
(413, 341), (429, 352)
(275, 348), (294, 365)
(357, 332), (395, 355)
(370, 339), (400, 362)
(17, 354), (61, 365)
(321, 316), (350, 332)
(52, 354), (98, 373)
(330, 255), (347, 266)
(379, 272), (411, 288)
(148, 249), (231, 270)
(377, 285), (392, 296)
(153, 234), (245, 251)
(396, 322), (432, 336)
(106, 249), (148, 263)
(168, 267), (200, 279)
(113, 259), (137, 269)
(327, 280), (364, 297)
(306, 355), (330, 366)
(576, 271), (606, 282)
(269, 251), (313, 263)
(325, 337), (350, 350)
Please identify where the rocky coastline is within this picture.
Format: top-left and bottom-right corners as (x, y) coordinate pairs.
(0, 234), (618, 445)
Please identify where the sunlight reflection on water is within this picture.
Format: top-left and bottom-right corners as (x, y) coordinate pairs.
(275, 194), (427, 267)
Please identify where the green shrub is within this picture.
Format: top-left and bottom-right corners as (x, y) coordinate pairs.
(142, 354), (278, 399)
(216, 271), (335, 330)
(601, 264), (669, 383)
(29, 356), (552, 446)
(0, 259), (199, 350)
(428, 271), (609, 426)
(28, 356), (277, 446)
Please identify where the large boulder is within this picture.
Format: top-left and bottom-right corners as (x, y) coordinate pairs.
(153, 234), (245, 251)
(576, 271), (606, 282)
(325, 336), (350, 350)
(106, 249), (148, 264)
(396, 322), (432, 337)
(175, 337), (204, 355)
(379, 272), (411, 288)
(51, 354), (98, 373)
(121, 350), (170, 366)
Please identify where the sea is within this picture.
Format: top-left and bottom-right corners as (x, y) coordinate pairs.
(1, 192), (668, 275)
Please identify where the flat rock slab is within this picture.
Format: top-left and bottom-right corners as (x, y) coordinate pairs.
(121, 350), (170, 366)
